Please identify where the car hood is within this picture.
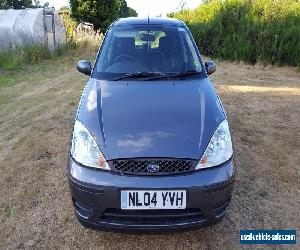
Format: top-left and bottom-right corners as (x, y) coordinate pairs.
(76, 78), (225, 160)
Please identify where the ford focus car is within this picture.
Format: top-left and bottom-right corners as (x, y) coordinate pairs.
(68, 17), (235, 232)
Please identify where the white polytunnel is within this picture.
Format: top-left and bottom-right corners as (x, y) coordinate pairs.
(0, 7), (66, 50)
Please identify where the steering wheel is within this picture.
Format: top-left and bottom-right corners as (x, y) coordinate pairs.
(113, 54), (135, 64)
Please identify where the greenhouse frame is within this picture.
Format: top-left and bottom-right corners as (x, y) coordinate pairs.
(0, 7), (66, 51)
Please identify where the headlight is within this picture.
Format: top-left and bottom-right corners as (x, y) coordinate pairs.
(71, 120), (110, 170)
(196, 119), (233, 169)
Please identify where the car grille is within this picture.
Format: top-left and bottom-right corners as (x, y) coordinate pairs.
(111, 159), (195, 175)
(99, 208), (205, 225)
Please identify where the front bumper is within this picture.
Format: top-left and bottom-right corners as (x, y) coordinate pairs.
(67, 156), (235, 232)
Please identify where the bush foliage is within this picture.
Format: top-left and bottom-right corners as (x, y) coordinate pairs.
(69, 0), (137, 32)
(170, 0), (300, 66)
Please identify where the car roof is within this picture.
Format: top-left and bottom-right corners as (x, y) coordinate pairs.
(112, 17), (185, 27)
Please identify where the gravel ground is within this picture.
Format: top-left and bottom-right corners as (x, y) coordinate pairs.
(0, 57), (299, 249)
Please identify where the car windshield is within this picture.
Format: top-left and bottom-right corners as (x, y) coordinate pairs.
(92, 25), (204, 80)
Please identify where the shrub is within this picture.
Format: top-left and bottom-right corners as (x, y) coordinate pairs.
(170, 0), (300, 66)
(0, 45), (51, 70)
(58, 9), (78, 41)
(72, 28), (103, 55)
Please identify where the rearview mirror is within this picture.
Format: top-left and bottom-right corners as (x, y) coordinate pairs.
(77, 60), (92, 75)
(205, 61), (216, 75)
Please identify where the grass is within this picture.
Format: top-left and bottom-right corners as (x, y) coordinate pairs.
(0, 45), (51, 71)
(0, 26), (102, 88)
(0, 52), (299, 248)
(0, 18), (299, 246)
(0, 9), (101, 82)
(0, 53), (74, 88)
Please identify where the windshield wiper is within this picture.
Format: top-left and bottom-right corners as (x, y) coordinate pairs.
(170, 70), (202, 79)
(143, 70), (202, 81)
(111, 72), (167, 81)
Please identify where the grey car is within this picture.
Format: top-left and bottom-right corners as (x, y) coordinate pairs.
(68, 17), (235, 232)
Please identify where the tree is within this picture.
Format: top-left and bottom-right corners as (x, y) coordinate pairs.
(69, 0), (122, 31)
(119, 0), (128, 17)
(127, 7), (137, 17)
(0, 0), (32, 9)
(59, 6), (70, 12)
(179, 0), (186, 11)
(119, 0), (137, 17)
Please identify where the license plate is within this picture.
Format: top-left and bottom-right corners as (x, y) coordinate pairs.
(121, 190), (186, 209)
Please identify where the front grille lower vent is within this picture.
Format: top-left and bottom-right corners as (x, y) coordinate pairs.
(111, 159), (195, 175)
(99, 208), (205, 225)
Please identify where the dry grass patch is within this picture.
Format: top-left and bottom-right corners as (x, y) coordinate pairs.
(0, 58), (299, 249)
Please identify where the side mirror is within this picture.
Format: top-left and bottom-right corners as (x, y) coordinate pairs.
(205, 60), (216, 75)
(77, 60), (92, 75)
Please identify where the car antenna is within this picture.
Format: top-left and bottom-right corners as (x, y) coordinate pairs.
(147, 12), (150, 52)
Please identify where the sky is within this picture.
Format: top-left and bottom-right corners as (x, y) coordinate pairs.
(39, 0), (202, 17)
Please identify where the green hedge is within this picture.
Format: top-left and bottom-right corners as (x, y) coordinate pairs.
(170, 0), (300, 66)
